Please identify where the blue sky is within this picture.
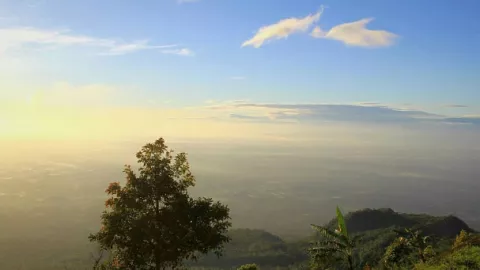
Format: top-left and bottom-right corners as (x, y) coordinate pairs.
(1, 0), (480, 140)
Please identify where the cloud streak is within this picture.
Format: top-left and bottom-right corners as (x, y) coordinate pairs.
(161, 48), (195, 56)
(444, 104), (469, 108)
(242, 8), (324, 48)
(311, 18), (397, 47)
(100, 40), (178, 55)
(444, 116), (480, 125)
(206, 101), (480, 126)
(0, 27), (192, 56)
(224, 103), (439, 123)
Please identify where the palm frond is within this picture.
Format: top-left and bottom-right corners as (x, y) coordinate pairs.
(309, 246), (346, 257)
(393, 229), (409, 237)
(314, 239), (348, 250)
(311, 224), (348, 244)
(336, 206), (349, 239)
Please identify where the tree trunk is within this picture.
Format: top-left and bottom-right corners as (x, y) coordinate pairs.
(347, 254), (354, 270)
(419, 249), (426, 263)
(155, 246), (162, 270)
(155, 198), (162, 270)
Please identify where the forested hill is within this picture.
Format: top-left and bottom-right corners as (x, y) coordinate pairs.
(326, 208), (474, 237)
(190, 208), (474, 269)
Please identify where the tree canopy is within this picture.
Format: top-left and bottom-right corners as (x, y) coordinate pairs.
(89, 138), (231, 270)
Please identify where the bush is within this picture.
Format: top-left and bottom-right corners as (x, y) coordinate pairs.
(237, 263), (259, 270)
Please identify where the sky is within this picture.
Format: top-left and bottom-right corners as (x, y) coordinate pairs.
(0, 0), (479, 141)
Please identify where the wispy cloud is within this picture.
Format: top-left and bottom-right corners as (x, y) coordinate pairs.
(0, 27), (192, 56)
(203, 101), (480, 126)
(444, 104), (469, 108)
(161, 48), (195, 56)
(242, 7), (324, 48)
(100, 40), (178, 55)
(220, 103), (439, 123)
(311, 18), (397, 47)
(242, 8), (397, 48)
(444, 116), (480, 125)
(358, 102), (383, 106)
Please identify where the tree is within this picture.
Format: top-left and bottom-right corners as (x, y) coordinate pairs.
(452, 230), (480, 251)
(89, 138), (231, 270)
(392, 228), (431, 264)
(383, 236), (414, 268)
(308, 206), (356, 270)
(384, 228), (434, 267)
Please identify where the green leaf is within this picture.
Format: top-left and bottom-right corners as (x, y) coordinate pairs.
(311, 225), (346, 242)
(336, 206), (348, 239)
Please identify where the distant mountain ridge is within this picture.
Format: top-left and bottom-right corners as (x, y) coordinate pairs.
(191, 208), (474, 269)
(327, 208), (474, 237)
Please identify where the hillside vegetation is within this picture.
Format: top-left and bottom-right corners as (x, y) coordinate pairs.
(189, 208), (476, 269)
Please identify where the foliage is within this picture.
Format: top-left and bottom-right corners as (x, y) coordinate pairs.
(452, 229), (480, 251)
(354, 228), (398, 267)
(191, 229), (308, 269)
(392, 228), (432, 263)
(309, 206), (356, 270)
(89, 138), (231, 270)
(237, 263), (259, 270)
(446, 246), (480, 269)
(453, 230), (471, 251)
(383, 237), (414, 268)
(327, 208), (417, 234)
(327, 209), (473, 238)
(415, 231), (480, 270)
(189, 208), (476, 269)
(416, 246), (480, 270)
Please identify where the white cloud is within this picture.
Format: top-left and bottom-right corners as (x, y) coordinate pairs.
(242, 8), (397, 49)
(311, 18), (397, 47)
(161, 48), (194, 56)
(242, 7), (324, 48)
(0, 27), (191, 56)
(100, 40), (178, 55)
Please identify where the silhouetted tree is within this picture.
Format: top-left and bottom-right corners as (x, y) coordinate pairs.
(89, 138), (231, 270)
